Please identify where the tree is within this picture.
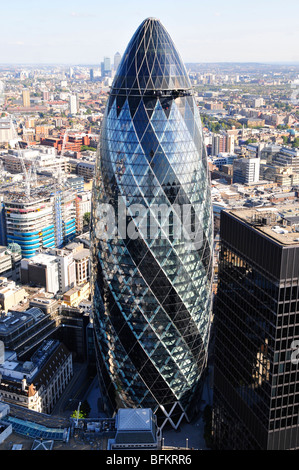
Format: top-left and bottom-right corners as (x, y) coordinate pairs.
(71, 409), (86, 420)
(70, 400), (91, 419)
(292, 138), (299, 149)
(81, 145), (96, 152)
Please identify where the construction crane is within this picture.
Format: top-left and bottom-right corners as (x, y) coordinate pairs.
(56, 128), (73, 188)
(9, 115), (32, 198)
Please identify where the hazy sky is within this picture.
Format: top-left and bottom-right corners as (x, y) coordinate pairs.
(1, 0), (299, 64)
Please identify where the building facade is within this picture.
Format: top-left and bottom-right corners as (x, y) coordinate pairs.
(0, 340), (72, 414)
(213, 206), (299, 449)
(3, 187), (77, 258)
(91, 18), (213, 429)
(233, 157), (260, 185)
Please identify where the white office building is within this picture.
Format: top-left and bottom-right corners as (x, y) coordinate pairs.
(233, 157), (260, 185)
(69, 94), (78, 115)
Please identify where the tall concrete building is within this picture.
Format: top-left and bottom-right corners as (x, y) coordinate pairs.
(101, 57), (111, 77)
(22, 89), (30, 107)
(69, 94), (78, 115)
(91, 18), (213, 429)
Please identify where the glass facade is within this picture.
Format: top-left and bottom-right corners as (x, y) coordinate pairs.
(91, 18), (213, 429)
(213, 209), (299, 449)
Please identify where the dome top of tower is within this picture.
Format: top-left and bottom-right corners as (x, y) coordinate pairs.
(112, 17), (190, 93)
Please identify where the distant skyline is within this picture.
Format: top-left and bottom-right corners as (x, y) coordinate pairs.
(1, 0), (299, 65)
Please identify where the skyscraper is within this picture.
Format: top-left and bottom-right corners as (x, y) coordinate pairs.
(213, 206), (299, 449)
(113, 52), (121, 72)
(91, 18), (213, 429)
(101, 57), (111, 78)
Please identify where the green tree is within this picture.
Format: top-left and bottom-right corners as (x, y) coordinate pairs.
(71, 409), (86, 420)
(282, 136), (289, 145)
(292, 138), (299, 149)
(81, 145), (96, 152)
(70, 400), (91, 419)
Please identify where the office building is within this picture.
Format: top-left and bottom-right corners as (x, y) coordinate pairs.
(213, 205), (299, 449)
(2, 147), (69, 175)
(233, 157), (260, 184)
(76, 161), (95, 181)
(0, 307), (56, 359)
(0, 339), (72, 414)
(212, 134), (227, 156)
(272, 147), (299, 173)
(20, 253), (60, 294)
(91, 18), (213, 429)
(113, 52), (121, 72)
(69, 94), (78, 115)
(101, 57), (111, 77)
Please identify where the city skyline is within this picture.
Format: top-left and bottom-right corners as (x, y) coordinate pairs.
(1, 0), (299, 65)
(0, 2), (299, 451)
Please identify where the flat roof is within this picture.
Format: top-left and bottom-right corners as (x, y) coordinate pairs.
(73, 249), (90, 260)
(228, 204), (299, 246)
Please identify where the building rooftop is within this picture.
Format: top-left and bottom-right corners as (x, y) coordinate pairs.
(117, 408), (153, 432)
(0, 307), (45, 335)
(228, 204), (299, 246)
(73, 249), (90, 261)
